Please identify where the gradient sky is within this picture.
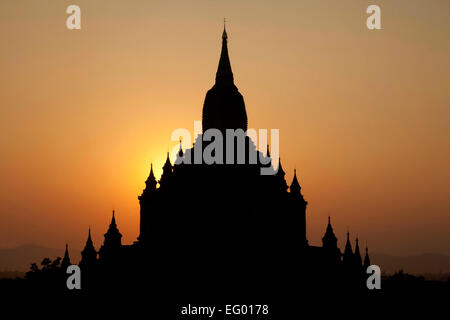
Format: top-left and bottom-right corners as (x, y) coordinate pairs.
(1, 0), (449, 259)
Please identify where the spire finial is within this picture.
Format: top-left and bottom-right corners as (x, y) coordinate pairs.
(147, 162), (156, 184)
(110, 209), (117, 228)
(62, 242), (70, 264)
(223, 18), (227, 39)
(165, 151), (172, 166)
(177, 139), (184, 158)
(216, 20), (233, 85)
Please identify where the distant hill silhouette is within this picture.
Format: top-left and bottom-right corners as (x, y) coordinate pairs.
(0, 244), (79, 273)
(373, 252), (450, 275)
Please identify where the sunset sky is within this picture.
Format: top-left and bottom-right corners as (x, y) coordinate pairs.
(1, 0), (449, 260)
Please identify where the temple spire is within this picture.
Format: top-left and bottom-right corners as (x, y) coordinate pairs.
(178, 139), (184, 158)
(144, 163), (157, 192)
(111, 209), (116, 226)
(274, 157), (288, 191)
(165, 152), (171, 165)
(345, 232), (352, 251)
(290, 169), (301, 195)
(326, 216), (333, 233)
(343, 231), (354, 266)
(275, 157), (285, 177)
(223, 18), (227, 39)
(159, 152), (173, 188)
(80, 228), (97, 269)
(344, 232), (353, 256)
(354, 237), (362, 267)
(84, 228), (95, 251)
(322, 216), (338, 249)
(202, 21), (247, 132)
(216, 21), (234, 85)
(102, 210), (122, 249)
(364, 245), (371, 269)
(61, 243), (71, 269)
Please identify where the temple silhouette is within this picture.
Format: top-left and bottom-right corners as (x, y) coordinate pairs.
(59, 25), (372, 297)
